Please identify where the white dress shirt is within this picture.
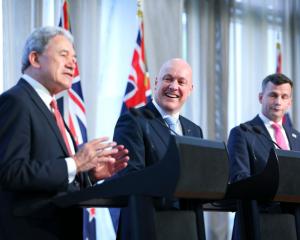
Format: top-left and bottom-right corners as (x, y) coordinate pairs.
(259, 113), (290, 150)
(22, 74), (77, 182)
(152, 99), (183, 135)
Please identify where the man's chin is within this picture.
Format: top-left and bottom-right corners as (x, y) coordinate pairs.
(161, 103), (181, 113)
(63, 81), (73, 90)
(54, 84), (71, 94)
(270, 114), (284, 122)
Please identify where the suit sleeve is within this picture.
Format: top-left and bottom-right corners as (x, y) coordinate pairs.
(0, 93), (69, 192)
(227, 127), (252, 183)
(113, 113), (147, 175)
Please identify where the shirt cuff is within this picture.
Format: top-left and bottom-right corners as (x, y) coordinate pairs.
(65, 157), (77, 183)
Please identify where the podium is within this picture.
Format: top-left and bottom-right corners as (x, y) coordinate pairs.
(31, 134), (300, 239)
(52, 136), (230, 240)
(226, 148), (300, 240)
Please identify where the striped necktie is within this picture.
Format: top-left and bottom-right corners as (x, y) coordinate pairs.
(164, 116), (177, 135)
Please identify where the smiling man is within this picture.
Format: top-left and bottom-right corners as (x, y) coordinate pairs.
(227, 73), (300, 240)
(0, 26), (129, 240)
(113, 58), (203, 238)
(154, 58), (193, 116)
(114, 58), (202, 174)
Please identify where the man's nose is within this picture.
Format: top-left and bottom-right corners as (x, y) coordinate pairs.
(274, 96), (282, 104)
(66, 57), (76, 70)
(169, 80), (178, 90)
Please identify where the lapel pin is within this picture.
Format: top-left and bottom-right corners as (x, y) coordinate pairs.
(292, 133), (297, 138)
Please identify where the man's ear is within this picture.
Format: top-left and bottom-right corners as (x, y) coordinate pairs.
(188, 84), (193, 96)
(258, 92), (263, 104)
(28, 51), (41, 68)
(288, 96), (292, 108)
(154, 77), (158, 89)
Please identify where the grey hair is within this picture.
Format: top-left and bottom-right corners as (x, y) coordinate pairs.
(21, 26), (74, 73)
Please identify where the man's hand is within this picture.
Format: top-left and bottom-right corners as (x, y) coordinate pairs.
(73, 137), (118, 173)
(91, 145), (129, 180)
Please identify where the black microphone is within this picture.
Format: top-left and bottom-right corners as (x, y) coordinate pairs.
(143, 109), (179, 136)
(241, 124), (282, 150)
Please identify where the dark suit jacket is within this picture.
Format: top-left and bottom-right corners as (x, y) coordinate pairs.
(228, 115), (300, 183)
(114, 101), (203, 175)
(113, 101), (203, 239)
(227, 115), (300, 240)
(0, 79), (85, 240)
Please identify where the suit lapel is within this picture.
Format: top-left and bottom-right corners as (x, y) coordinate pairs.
(19, 79), (70, 156)
(180, 116), (193, 136)
(145, 102), (194, 138)
(249, 115), (274, 149)
(144, 102), (171, 146)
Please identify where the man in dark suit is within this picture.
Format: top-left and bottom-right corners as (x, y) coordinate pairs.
(113, 58), (203, 238)
(0, 26), (129, 240)
(228, 73), (300, 182)
(227, 73), (300, 239)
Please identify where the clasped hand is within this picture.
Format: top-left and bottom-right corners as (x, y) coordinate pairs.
(72, 137), (129, 180)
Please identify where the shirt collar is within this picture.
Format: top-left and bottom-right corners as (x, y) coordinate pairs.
(259, 112), (283, 127)
(22, 74), (53, 110)
(152, 99), (180, 121)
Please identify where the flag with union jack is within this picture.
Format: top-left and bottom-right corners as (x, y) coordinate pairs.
(276, 40), (293, 127)
(57, 1), (96, 240)
(121, 0), (151, 114)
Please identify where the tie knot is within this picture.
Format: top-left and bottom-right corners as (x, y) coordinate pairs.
(164, 116), (177, 127)
(271, 123), (281, 131)
(50, 99), (58, 110)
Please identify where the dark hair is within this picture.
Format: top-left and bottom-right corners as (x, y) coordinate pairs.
(261, 73), (293, 92)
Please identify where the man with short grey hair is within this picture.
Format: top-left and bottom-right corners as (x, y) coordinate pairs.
(0, 26), (129, 240)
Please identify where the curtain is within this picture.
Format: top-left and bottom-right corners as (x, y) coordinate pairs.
(68, 0), (105, 139)
(2, 0), (62, 90)
(183, 0), (229, 141)
(144, 0), (184, 82)
(288, 0), (300, 129)
(185, 0), (231, 239)
(3, 0), (37, 90)
(228, 0), (300, 130)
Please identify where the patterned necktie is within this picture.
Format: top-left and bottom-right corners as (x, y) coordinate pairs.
(164, 116), (177, 135)
(50, 99), (73, 156)
(271, 123), (289, 150)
